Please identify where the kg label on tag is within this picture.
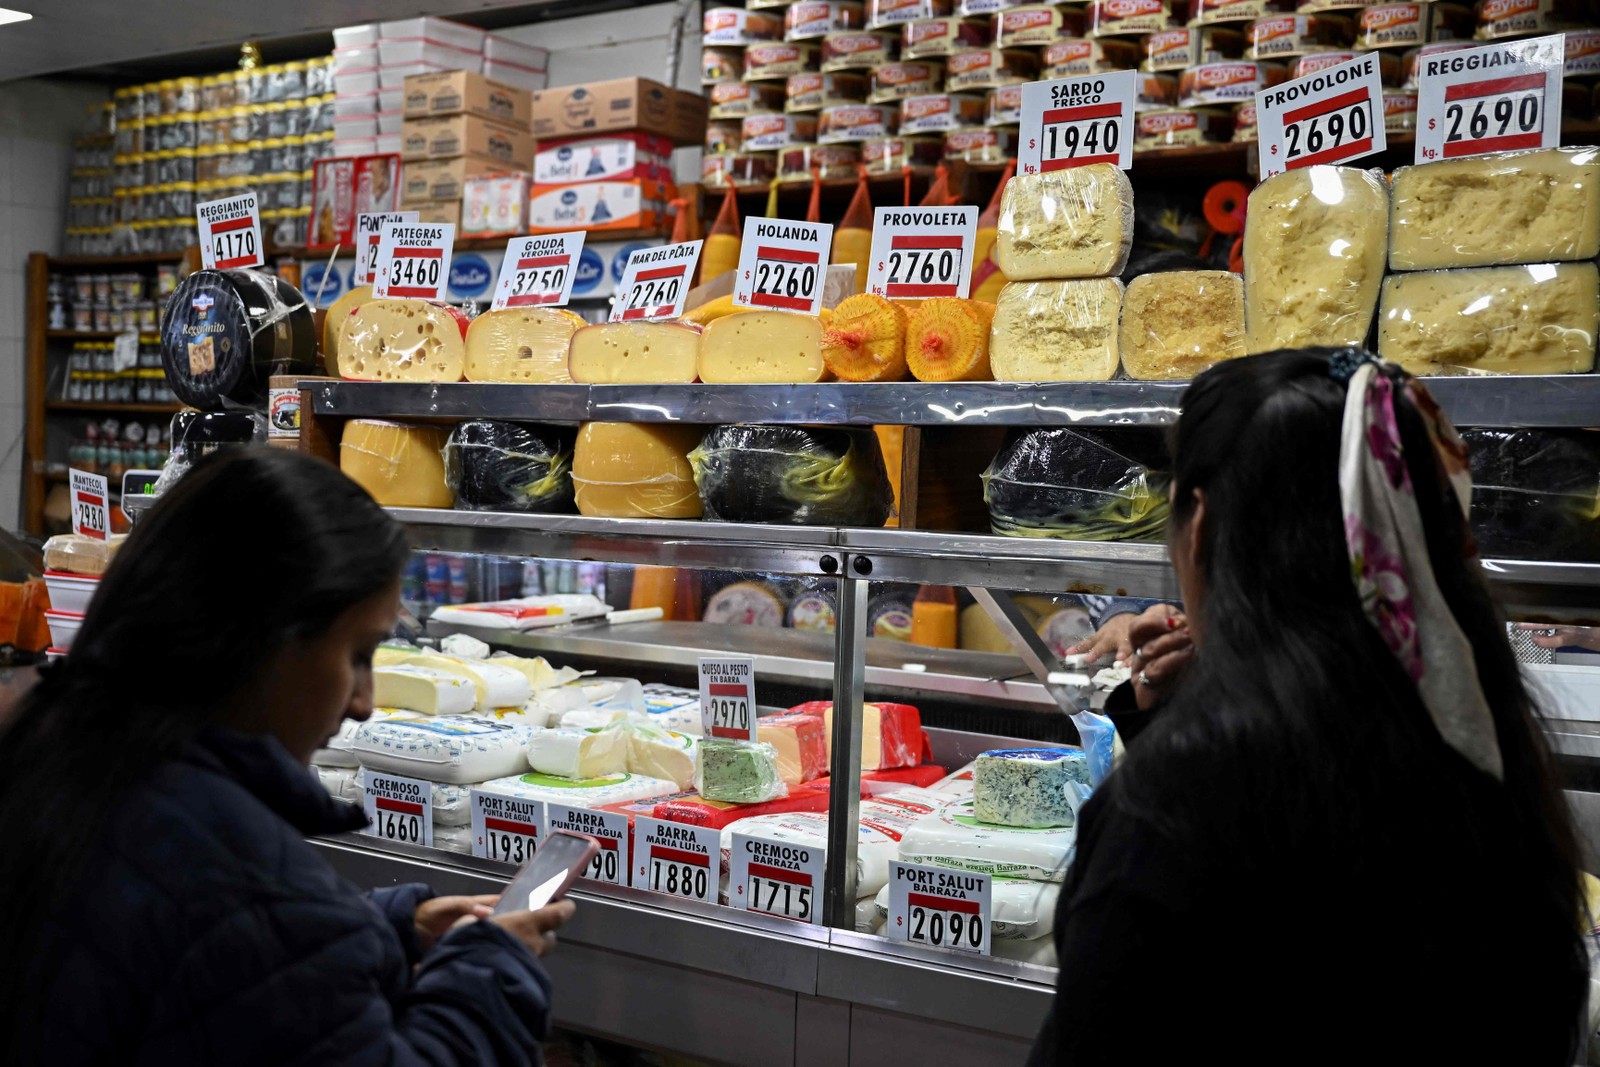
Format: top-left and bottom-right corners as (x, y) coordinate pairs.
(730, 833), (825, 923)
(1019, 70), (1137, 174)
(197, 192), (264, 271)
(363, 773), (433, 848)
(887, 861), (991, 955)
(492, 232), (586, 311)
(373, 220), (454, 301)
(1414, 35), (1563, 164)
(1256, 52), (1386, 178)
(470, 790), (544, 864)
(734, 218), (833, 314)
(867, 206), (978, 300)
(353, 211), (418, 286)
(69, 469), (109, 542)
(632, 816), (719, 902)
(612, 240), (704, 321)
(699, 655), (757, 741)
(547, 804), (628, 885)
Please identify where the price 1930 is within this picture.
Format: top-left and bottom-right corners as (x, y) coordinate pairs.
(486, 830), (535, 863)
(909, 902), (984, 950)
(649, 857), (709, 899)
(392, 255), (442, 289)
(749, 875), (813, 921)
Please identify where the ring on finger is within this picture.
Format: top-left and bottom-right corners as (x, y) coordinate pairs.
(1138, 669), (1153, 687)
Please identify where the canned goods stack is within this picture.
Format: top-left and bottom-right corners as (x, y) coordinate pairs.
(59, 338), (175, 407)
(46, 267), (177, 336)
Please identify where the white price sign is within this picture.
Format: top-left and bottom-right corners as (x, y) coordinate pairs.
(729, 833), (825, 923)
(1256, 52), (1386, 178)
(68, 468), (109, 542)
(887, 861), (991, 955)
(363, 773), (433, 848)
(353, 211), (418, 286)
(372, 221), (455, 301)
(866, 206), (978, 300)
(733, 218), (833, 315)
(699, 655), (757, 741)
(611, 240), (704, 321)
(196, 192), (264, 271)
(1018, 70), (1137, 174)
(1414, 35), (1563, 164)
(470, 790), (544, 864)
(632, 817), (719, 902)
(546, 804), (629, 885)
(491, 232), (587, 311)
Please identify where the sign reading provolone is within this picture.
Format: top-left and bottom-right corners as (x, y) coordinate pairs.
(197, 192), (265, 271)
(1256, 52), (1386, 177)
(1414, 35), (1563, 163)
(491, 232), (587, 311)
(734, 218), (833, 315)
(353, 211), (418, 286)
(1018, 70), (1137, 173)
(611, 240), (704, 321)
(372, 221), (455, 301)
(867, 206), (979, 299)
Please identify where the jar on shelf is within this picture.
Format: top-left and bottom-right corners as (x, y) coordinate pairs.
(113, 189), (131, 224)
(199, 76), (222, 112)
(156, 262), (180, 297)
(175, 77), (200, 113)
(170, 146), (196, 183)
(208, 109), (232, 147)
(155, 79), (178, 116)
(228, 105), (251, 145)
(92, 304), (111, 332)
(139, 152), (159, 187)
(307, 56), (332, 97)
(280, 99), (306, 137)
(169, 181), (195, 219)
(170, 113), (197, 150)
(114, 87), (138, 123)
(248, 65), (270, 105)
(140, 83), (161, 121)
(260, 101), (287, 139)
(306, 96), (334, 135)
(250, 139), (273, 176)
(279, 62), (307, 101)
(230, 69), (249, 110)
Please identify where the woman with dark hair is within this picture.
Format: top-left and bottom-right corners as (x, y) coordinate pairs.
(1031, 349), (1588, 1064)
(0, 448), (571, 1066)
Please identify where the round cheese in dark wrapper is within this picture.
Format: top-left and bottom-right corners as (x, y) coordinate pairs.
(159, 268), (315, 410)
(982, 427), (1170, 541)
(1462, 429), (1600, 562)
(690, 424), (892, 526)
(443, 420), (578, 514)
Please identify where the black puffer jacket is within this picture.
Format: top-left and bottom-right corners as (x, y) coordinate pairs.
(27, 727), (553, 1066)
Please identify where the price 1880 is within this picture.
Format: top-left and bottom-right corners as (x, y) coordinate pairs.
(650, 857), (709, 899)
(1286, 103), (1369, 160)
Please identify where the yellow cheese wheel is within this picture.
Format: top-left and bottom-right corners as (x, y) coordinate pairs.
(339, 419), (454, 508)
(698, 310), (827, 384)
(567, 321), (702, 384)
(336, 300), (469, 382)
(464, 306), (587, 384)
(323, 285), (372, 366)
(572, 422), (703, 519)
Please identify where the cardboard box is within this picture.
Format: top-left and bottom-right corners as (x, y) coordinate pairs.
(528, 77), (709, 146)
(409, 200), (462, 227)
(527, 177), (675, 234)
(309, 153), (403, 250)
(463, 172), (532, 236)
(401, 156), (506, 203)
(401, 114), (534, 166)
(403, 70), (532, 128)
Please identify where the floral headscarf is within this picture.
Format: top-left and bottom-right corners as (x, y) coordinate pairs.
(1336, 353), (1503, 781)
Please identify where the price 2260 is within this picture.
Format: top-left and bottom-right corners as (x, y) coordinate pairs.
(392, 255), (442, 289)
(909, 903), (983, 950)
(625, 276), (680, 311)
(1285, 103), (1369, 160)
(650, 858), (709, 898)
(1444, 92), (1541, 145)
(754, 260), (817, 299)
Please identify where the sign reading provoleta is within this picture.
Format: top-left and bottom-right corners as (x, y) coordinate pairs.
(866, 206), (979, 299)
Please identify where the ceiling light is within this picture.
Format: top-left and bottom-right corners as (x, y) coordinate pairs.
(0, 8), (32, 25)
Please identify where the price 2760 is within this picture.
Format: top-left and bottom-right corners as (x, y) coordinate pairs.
(1285, 103), (1369, 160)
(887, 248), (958, 287)
(754, 260), (817, 299)
(1443, 92), (1540, 145)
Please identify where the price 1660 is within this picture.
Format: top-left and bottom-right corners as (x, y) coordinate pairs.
(375, 810), (423, 843)
(909, 902), (984, 950)
(1286, 101), (1369, 160)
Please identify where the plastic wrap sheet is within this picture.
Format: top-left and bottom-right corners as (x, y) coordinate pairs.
(1118, 269), (1246, 380)
(1376, 261), (1599, 376)
(690, 424), (892, 525)
(153, 409), (268, 496)
(983, 427), (1170, 541)
(990, 278), (1124, 382)
(463, 306), (586, 384)
(994, 164), (1134, 280)
(897, 795), (1075, 881)
(336, 299), (469, 382)
(160, 269), (315, 410)
(1242, 165), (1388, 353)
(695, 738), (789, 803)
(572, 422), (704, 519)
(443, 420), (576, 514)
(1462, 429), (1600, 562)
(339, 419), (454, 508)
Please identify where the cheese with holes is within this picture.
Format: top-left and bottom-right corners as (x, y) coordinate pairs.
(464, 306), (588, 383)
(1119, 270), (1246, 380)
(1388, 147), (1600, 271)
(572, 422), (704, 518)
(567, 321), (702, 383)
(756, 711), (828, 784)
(698, 311), (828, 383)
(990, 278), (1123, 381)
(339, 420), (453, 508)
(973, 747), (1091, 827)
(336, 299), (469, 381)
(994, 164), (1134, 280)
(1377, 262), (1600, 376)
(527, 726), (631, 779)
(794, 699), (923, 770)
(373, 666), (478, 716)
(323, 285), (372, 363)
(374, 649), (535, 709)
(1243, 165), (1388, 352)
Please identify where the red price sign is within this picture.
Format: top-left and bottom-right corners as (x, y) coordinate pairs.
(611, 240), (703, 322)
(69, 469), (109, 542)
(1256, 52), (1386, 178)
(632, 817), (719, 902)
(1414, 36), (1563, 164)
(734, 218), (832, 315)
(492, 232), (586, 311)
(1018, 70), (1137, 174)
(372, 221), (455, 301)
(353, 211), (417, 286)
(197, 192), (264, 271)
(866, 206), (978, 299)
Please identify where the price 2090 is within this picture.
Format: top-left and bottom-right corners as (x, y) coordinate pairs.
(909, 904), (983, 950)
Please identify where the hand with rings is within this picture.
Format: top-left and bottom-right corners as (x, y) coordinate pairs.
(1126, 606), (1194, 711)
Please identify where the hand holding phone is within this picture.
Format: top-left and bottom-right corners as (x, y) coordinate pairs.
(494, 830), (600, 914)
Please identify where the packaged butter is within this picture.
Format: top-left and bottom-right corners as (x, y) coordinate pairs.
(527, 178), (672, 234)
(1401, 40), (1475, 87)
(862, 133), (945, 171)
(868, 0), (954, 28)
(703, 47), (745, 84)
(777, 142), (862, 181)
(702, 151), (779, 187)
(1138, 72), (1181, 110)
(1232, 100), (1259, 139)
(1191, 0), (1294, 24)
(900, 91), (987, 131)
(789, 71), (871, 111)
(742, 111), (821, 149)
(1247, 14), (1355, 58)
(1567, 29), (1600, 77)
(1136, 106), (1234, 148)
(706, 120), (743, 153)
(1179, 60), (1285, 106)
(1141, 26), (1247, 70)
(1357, 3), (1472, 49)
(904, 16), (994, 55)
(819, 102), (901, 140)
(1046, 37), (1142, 77)
(870, 61), (946, 101)
(822, 30), (903, 69)
(987, 84), (1024, 123)
(709, 80), (787, 119)
(461, 172), (531, 236)
(704, 7), (785, 45)
(744, 43), (822, 80)
(786, 0), (868, 39)
(946, 46), (1042, 89)
(945, 124), (1019, 161)
(1089, 0), (1174, 35)
(995, 4), (1088, 46)
(1383, 89), (1418, 130)
(1476, 0), (1592, 41)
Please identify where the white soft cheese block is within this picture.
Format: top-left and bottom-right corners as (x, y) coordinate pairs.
(526, 726), (630, 779)
(698, 311), (828, 383)
(439, 633), (491, 660)
(313, 709), (404, 767)
(351, 714), (540, 784)
(337, 299), (468, 381)
(1377, 261), (1600, 376)
(617, 722), (699, 790)
(465, 306), (587, 383)
(1118, 270), (1246, 380)
(489, 652), (583, 692)
(994, 164), (1134, 281)
(972, 747), (1091, 828)
(1389, 147), (1600, 271)
(898, 796), (1076, 881)
(567, 321), (702, 383)
(373, 665), (477, 716)
(990, 278), (1123, 382)
(374, 649), (535, 710)
(1243, 165), (1388, 352)
(476, 769), (680, 807)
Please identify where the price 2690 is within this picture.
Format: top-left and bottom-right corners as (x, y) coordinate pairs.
(1285, 103), (1369, 161)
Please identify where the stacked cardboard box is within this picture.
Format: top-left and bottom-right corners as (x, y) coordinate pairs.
(401, 70), (535, 228)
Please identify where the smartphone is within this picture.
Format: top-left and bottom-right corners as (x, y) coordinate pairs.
(494, 830), (601, 914)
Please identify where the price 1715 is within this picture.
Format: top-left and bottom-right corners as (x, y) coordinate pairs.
(1286, 102), (1369, 160)
(749, 875), (812, 921)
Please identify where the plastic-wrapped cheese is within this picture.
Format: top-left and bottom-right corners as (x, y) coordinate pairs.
(567, 321), (702, 383)
(489, 653), (583, 692)
(373, 666), (478, 716)
(526, 726), (630, 778)
(990, 278), (1122, 381)
(719, 793), (934, 897)
(1243, 165), (1388, 353)
(973, 747), (1091, 828)
(898, 796), (1076, 881)
(323, 284), (372, 365)
(697, 311), (828, 383)
(983, 427), (1170, 541)
(350, 714), (540, 784)
(336, 299), (469, 381)
(572, 422), (704, 519)
(615, 721), (699, 790)
(1377, 262), (1600, 376)
(1118, 270), (1246, 380)
(756, 710), (828, 785)
(314, 709), (405, 767)
(690, 424), (893, 525)
(339, 420), (453, 508)
(696, 738), (788, 802)
(442, 420), (576, 514)
(464, 306), (587, 383)
(994, 164), (1134, 280)
(651, 782), (831, 828)
(374, 649), (535, 709)
(475, 769), (681, 808)
(160, 269), (316, 408)
(1388, 147), (1600, 271)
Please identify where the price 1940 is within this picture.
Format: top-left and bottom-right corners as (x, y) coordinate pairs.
(649, 857), (710, 899)
(375, 809), (424, 843)
(909, 900), (985, 950)
(749, 874), (813, 921)
(392, 254), (442, 289)
(1041, 113), (1121, 165)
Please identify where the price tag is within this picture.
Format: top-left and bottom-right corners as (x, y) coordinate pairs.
(372, 220), (455, 301)
(353, 211), (418, 286)
(197, 191), (265, 270)
(1414, 35), (1563, 164)
(1018, 70), (1137, 174)
(1256, 52), (1386, 178)
(491, 232), (587, 311)
(611, 240), (704, 322)
(546, 804), (629, 885)
(887, 861), (991, 955)
(470, 790), (545, 863)
(729, 833), (824, 924)
(866, 206), (978, 300)
(68, 469), (109, 542)
(733, 219), (833, 315)
(699, 655), (758, 741)
(120, 468), (161, 522)
(362, 773), (433, 848)
(632, 816), (719, 903)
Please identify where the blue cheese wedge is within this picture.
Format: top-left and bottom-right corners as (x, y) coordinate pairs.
(972, 748), (1090, 828)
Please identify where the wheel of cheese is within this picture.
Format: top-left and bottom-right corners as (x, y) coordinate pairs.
(339, 419), (454, 508)
(571, 422), (704, 519)
(465, 306), (588, 383)
(336, 300), (470, 382)
(322, 284), (372, 366)
(159, 269), (316, 409)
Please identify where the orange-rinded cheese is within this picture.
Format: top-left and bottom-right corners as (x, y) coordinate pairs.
(567, 321), (702, 384)
(698, 310), (828, 383)
(339, 420), (454, 508)
(336, 300), (469, 382)
(464, 306), (588, 383)
(572, 422), (705, 519)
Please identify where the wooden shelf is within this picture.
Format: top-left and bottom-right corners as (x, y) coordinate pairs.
(45, 401), (183, 415)
(45, 329), (158, 341)
(47, 252), (187, 268)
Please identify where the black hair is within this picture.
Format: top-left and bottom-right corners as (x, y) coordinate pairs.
(0, 448), (408, 1025)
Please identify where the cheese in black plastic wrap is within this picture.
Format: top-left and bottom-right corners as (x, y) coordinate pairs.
(689, 424), (893, 525)
(159, 268), (315, 409)
(982, 427), (1170, 541)
(1462, 429), (1600, 563)
(442, 420), (577, 514)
